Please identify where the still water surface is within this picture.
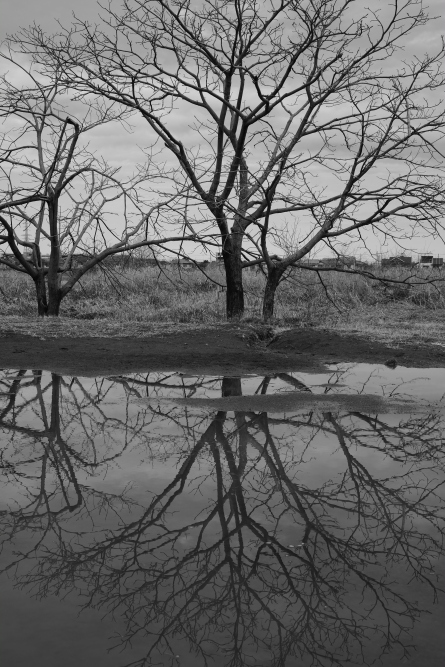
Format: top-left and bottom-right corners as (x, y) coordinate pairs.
(1, 364), (444, 667)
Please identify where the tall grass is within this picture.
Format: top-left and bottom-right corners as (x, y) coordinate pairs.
(1, 263), (444, 323)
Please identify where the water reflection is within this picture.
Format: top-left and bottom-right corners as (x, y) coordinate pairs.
(0, 368), (444, 667)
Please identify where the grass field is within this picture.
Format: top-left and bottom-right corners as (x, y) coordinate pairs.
(1, 263), (445, 343)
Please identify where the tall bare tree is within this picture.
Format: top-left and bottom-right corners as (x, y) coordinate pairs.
(254, 56), (445, 318)
(13, 0), (445, 319)
(0, 47), (206, 315)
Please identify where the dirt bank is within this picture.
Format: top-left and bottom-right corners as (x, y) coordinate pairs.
(1, 325), (445, 377)
(268, 327), (445, 367)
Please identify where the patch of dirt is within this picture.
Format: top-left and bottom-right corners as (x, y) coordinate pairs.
(268, 327), (445, 368)
(1, 325), (445, 377)
(0, 328), (285, 377)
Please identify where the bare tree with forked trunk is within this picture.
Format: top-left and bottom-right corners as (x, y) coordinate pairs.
(0, 47), (210, 316)
(11, 0), (445, 319)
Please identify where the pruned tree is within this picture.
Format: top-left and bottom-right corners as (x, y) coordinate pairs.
(12, 0), (445, 319)
(0, 47), (207, 316)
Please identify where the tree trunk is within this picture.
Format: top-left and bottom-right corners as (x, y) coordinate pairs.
(47, 198), (62, 316)
(34, 271), (62, 316)
(222, 377), (242, 397)
(262, 266), (284, 321)
(222, 237), (244, 319)
(50, 373), (61, 438)
(47, 290), (62, 316)
(34, 273), (48, 316)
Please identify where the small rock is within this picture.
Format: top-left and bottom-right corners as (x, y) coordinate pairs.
(384, 358), (398, 369)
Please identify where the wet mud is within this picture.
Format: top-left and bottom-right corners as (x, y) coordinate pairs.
(1, 325), (445, 376)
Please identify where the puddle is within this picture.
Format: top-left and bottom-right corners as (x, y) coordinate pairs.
(1, 365), (445, 667)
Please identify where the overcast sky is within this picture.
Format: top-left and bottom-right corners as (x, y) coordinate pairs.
(2, 0), (443, 43)
(1, 0), (444, 260)
(0, 0), (100, 39)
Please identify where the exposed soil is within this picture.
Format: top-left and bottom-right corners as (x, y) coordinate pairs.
(267, 327), (445, 368)
(1, 325), (445, 376)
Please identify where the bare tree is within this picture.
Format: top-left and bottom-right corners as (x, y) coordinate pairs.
(0, 48), (208, 315)
(254, 55), (445, 320)
(11, 0), (445, 319)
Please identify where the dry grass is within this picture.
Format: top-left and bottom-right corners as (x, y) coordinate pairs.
(1, 263), (445, 344)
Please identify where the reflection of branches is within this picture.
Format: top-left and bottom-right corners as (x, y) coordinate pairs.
(0, 371), (444, 667)
(0, 370), (165, 473)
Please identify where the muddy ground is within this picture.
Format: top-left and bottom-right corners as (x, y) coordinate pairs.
(1, 326), (445, 376)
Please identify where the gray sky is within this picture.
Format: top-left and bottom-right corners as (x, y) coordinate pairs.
(1, 0), (444, 260)
(0, 0), (100, 39)
(2, 0), (443, 43)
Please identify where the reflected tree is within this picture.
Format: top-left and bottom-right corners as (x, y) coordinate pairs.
(0, 369), (444, 667)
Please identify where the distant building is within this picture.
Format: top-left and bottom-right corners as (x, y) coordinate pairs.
(337, 255), (357, 268)
(381, 256), (412, 268)
(175, 259), (195, 269)
(298, 258), (324, 268)
(295, 255), (359, 269)
(355, 260), (371, 269)
(174, 258), (213, 270)
(316, 255), (357, 269)
(418, 255), (443, 268)
(318, 258), (338, 268)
